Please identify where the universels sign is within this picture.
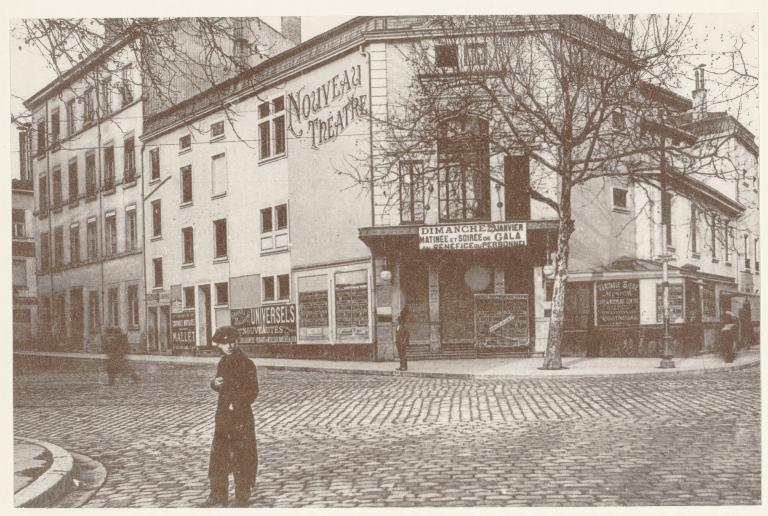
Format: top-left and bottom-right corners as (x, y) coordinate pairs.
(418, 223), (527, 250)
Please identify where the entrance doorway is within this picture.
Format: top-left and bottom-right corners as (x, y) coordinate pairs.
(198, 285), (212, 347)
(158, 306), (170, 352)
(400, 260), (430, 344)
(439, 257), (494, 344)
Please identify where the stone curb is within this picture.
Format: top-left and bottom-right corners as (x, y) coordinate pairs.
(14, 350), (759, 380)
(14, 437), (75, 508)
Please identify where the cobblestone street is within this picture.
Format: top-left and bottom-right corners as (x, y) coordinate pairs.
(13, 357), (761, 507)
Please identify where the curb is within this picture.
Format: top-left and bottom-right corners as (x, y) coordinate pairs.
(14, 437), (75, 508)
(14, 350), (759, 380)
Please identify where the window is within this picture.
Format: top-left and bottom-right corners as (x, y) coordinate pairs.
(661, 192), (673, 247)
(744, 235), (751, 269)
(88, 291), (100, 333)
(464, 43), (487, 66)
(124, 136), (136, 182)
(612, 188), (628, 210)
(278, 274), (290, 300)
(399, 161), (425, 223)
(153, 258), (163, 288)
(262, 274), (289, 302)
(258, 96), (285, 160)
(101, 79), (112, 115)
(182, 227), (195, 264)
(104, 144), (115, 189)
(14, 309), (32, 324)
(121, 65), (134, 106)
(68, 159), (79, 204)
(211, 121), (225, 140)
(184, 286), (195, 309)
(262, 276), (275, 302)
(127, 285), (139, 328)
(710, 215), (718, 262)
(181, 165), (193, 204)
(36, 119), (46, 155)
(69, 224), (80, 264)
(40, 231), (50, 272)
(54, 226), (64, 267)
(724, 222), (731, 263)
(214, 219), (228, 259)
(12, 209), (26, 238)
(125, 207), (137, 251)
(83, 88), (94, 123)
(108, 287), (119, 327)
(52, 166), (62, 208)
(38, 175), (48, 215)
(86, 152), (97, 197)
(438, 116), (490, 221)
(150, 148), (160, 181)
(260, 204), (289, 251)
(87, 219), (98, 259)
(435, 44), (459, 67)
(211, 153), (227, 197)
(66, 99), (76, 136)
(151, 200), (162, 237)
(215, 282), (229, 305)
(50, 107), (60, 143)
(179, 134), (191, 152)
(105, 212), (117, 256)
(13, 259), (27, 288)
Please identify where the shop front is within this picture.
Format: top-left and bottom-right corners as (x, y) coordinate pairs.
(361, 220), (557, 359)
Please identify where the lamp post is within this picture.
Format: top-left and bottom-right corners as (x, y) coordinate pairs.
(658, 251), (676, 368)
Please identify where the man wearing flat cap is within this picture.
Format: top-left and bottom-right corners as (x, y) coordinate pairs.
(203, 325), (259, 507)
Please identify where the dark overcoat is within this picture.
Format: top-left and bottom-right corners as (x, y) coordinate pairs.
(208, 347), (259, 485)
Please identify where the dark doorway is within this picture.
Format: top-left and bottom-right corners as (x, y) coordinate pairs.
(69, 288), (84, 351)
(504, 156), (531, 220)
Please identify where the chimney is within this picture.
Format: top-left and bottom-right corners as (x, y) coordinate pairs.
(692, 64), (707, 119)
(281, 16), (301, 46)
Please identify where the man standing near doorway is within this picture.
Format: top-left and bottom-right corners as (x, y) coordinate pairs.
(203, 326), (259, 507)
(395, 306), (410, 371)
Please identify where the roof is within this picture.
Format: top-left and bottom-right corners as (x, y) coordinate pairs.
(674, 112), (759, 157)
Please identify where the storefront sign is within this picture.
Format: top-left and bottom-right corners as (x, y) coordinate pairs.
(475, 294), (529, 347)
(655, 283), (684, 323)
(287, 63), (367, 148)
(595, 280), (640, 326)
(298, 290), (330, 341)
(171, 311), (196, 349)
(419, 223), (527, 251)
(335, 282), (369, 341)
(231, 305), (297, 344)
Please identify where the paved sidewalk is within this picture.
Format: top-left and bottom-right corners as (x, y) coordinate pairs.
(15, 346), (759, 378)
(14, 437), (75, 507)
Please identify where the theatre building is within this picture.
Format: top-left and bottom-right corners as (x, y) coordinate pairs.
(141, 16), (757, 361)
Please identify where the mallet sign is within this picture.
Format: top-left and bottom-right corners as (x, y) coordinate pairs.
(419, 223), (527, 250)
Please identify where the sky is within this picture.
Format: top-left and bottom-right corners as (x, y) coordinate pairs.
(7, 14), (759, 178)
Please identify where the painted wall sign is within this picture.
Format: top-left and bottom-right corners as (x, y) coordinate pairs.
(655, 283), (684, 323)
(171, 311), (196, 349)
(298, 290), (330, 341)
(287, 63), (367, 148)
(595, 279), (640, 326)
(231, 304), (297, 344)
(419, 223), (527, 251)
(474, 294), (529, 347)
(335, 283), (369, 341)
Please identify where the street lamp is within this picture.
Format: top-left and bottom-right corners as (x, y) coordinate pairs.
(657, 251), (676, 369)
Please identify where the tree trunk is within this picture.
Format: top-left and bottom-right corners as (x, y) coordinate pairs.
(542, 215), (574, 369)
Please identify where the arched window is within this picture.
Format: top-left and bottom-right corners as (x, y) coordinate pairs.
(437, 116), (491, 221)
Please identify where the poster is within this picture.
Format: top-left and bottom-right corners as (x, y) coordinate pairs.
(419, 222), (526, 250)
(171, 311), (196, 349)
(595, 279), (640, 326)
(298, 290), (329, 341)
(231, 304), (297, 344)
(335, 283), (369, 341)
(655, 283), (684, 323)
(474, 294), (529, 347)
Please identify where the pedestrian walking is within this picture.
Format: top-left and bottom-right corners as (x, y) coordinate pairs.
(719, 311), (737, 363)
(103, 327), (139, 385)
(395, 306), (410, 371)
(203, 325), (259, 508)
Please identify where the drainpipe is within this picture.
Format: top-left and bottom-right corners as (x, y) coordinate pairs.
(139, 137), (148, 353)
(95, 72), (106, 351)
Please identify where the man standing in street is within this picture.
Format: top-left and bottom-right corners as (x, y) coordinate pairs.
(203, 326), (259, 508)
(395, 306), (410, 371)
(104, 327), (139, 385)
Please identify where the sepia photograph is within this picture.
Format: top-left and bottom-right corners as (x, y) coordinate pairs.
(7, 3), (761, 509)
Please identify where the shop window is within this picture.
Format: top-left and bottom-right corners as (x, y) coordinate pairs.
(124, 135), (136, 182)
(86, 152), (97, 197)
(68, 159), (79, 204)
(211, 153), (227, 197)
(150, 148), (160, 181)
(211, 121), (225, 140)
(435, 44), (458, 68)
(260, 204), (289, 251)
(40, 231), (50, 272)
(464, 43), (487, 66)
(179, 134), (191, 152)
(103, 144), (115, 190)
(612, 187), (628, 210)
(180, 165), (193, 204)
(153, 258), (163, 288)
(87, 218), (98, 259)
(182, 227), (194, 264)
(215, 282), (229, 306)
(108, 287), (119, 327)
(127, 285), (139, 328)
(54, 226), (64, 266)
(52, 166), (62, 208)
(88, 291), (100, 333)
(151, 200), (162, 237)
(214, 219), (228, 259)
(399, 161), (425, 223)
(104, 212), (117, 256)
(66, 99), (76, 136)
(438, 116), (490, 221)
(125, 207), (137, 251)
(69, 224), (80, 264)
(184, 286), (195, 308)
(258, 96), (285, 160)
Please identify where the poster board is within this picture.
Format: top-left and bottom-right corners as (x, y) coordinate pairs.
(595, 279), (640, 326)
(298, 290), (330, 341)
(474, 294), (529, 347)
(231, 304), (297, 344)
(655, 283), (684, 323)
(171, 311), (196, 350)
